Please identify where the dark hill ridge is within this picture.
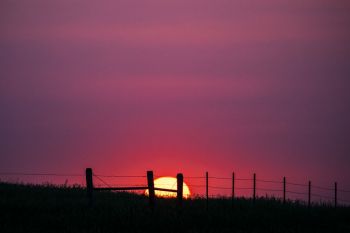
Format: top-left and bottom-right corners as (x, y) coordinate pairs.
(0, 182), (349, 233)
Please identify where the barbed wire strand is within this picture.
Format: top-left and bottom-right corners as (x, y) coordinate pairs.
(209, 176), (231, 180)
(257, 179), (282, 184)
(93, 174), (146, 178)
(313, 185), (333, 191)
(93, 175), (112, 188)
(258, 188), (283, 192)
(286, 182), (308, 187)
(98, 184), (146, 187)
(312, 193), (333, 200)
(186, 176), (205, 179)
(208, 185), (231, 190)
(339, 189), (350, 193)
(338, 199), (350, 204)
(286, 190), (307, 195)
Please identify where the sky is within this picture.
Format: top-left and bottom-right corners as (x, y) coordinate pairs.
(1, 0), (350, 200)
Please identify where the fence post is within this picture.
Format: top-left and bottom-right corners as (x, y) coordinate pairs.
(334, 182), (337, 208)
(147, 171), (155, 209)
(177, 173), (183, 207)
(206, 171), (209, 210)
(253, 173), (256, 202)
(283, 177), (286, 204)
(85, 168), (93, 205)
(308, 181), (311, 208)
(232, 172), (235, 206)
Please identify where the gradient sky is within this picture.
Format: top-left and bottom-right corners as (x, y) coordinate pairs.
(1, 0), (350, 199)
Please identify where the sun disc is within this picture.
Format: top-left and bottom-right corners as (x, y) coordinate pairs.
(145, 176), (191, 198)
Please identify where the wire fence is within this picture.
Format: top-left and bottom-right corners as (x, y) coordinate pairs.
(1, 171), (350, 206)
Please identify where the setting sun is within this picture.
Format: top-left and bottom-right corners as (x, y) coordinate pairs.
(145, 177), (191, 198)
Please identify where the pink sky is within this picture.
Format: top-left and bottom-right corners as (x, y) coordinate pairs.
(1, 0), (350, 201)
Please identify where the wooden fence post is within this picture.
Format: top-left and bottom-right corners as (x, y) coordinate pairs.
(308, 181), (311, 208)
(85, 168), (93, 204)
(206, 171), (209, 210)
(147, 171), (155, 208)
(177, 173), (183, 207)
(334, 182), (337, 208)
(283, 177), (286, 204)
(253, 173), (256, 202)
(232, 172), (235, 206)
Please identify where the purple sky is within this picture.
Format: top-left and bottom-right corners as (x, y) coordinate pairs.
(1, 0), (350, 200)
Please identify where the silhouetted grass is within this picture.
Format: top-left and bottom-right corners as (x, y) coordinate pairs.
(0, 182), (349, 233)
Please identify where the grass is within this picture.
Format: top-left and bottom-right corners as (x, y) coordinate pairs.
(0, 182), (349, 233)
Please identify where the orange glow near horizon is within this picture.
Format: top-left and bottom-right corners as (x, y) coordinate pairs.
(145, 177), (191, 198)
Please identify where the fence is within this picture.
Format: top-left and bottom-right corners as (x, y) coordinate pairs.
(86, 168), (183, 207)
(185, 172), (350, 208)
(1, 170), (350, 209)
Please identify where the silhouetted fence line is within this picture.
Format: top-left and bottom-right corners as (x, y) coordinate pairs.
(2, 170), (350, 209)
(85, 168), (183, 208)
(202, 172), (350, 209)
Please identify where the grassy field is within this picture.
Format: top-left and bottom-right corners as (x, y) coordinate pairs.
(0, 182), (349, 233)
